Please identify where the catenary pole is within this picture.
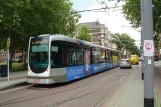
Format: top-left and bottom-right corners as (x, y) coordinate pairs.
(142, 0), (154, 106)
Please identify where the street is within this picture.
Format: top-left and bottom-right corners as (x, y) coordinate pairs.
(0, 65), (143, 107)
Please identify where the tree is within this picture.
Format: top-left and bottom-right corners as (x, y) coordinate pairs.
(122, 0), (161, 56)
(0, 0), (81, 70)
(111, 33), (124, 51)
(111, 33), (140, 56)
(77, 24), (92, 41)
(122, 0), (161, 33)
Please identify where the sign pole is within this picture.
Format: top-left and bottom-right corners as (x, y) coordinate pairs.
(7, 38), (10, 82)
(142, 0), (154, 106)
(140, 0), (144, 80)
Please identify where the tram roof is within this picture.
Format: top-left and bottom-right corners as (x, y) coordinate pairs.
(37, 34), (119, 52)
(49, 34), (91, 46)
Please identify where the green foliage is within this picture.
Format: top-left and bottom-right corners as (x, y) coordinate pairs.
(12, 63), (26, 72)
(111, 33), (124, 51)
(122, 0), (161, 34)
(77, 24), (92, 41)
(0, 37), (7, 50)
(111, 33), (140, 56)
(0, 0), (80, 50)
(122, 0), (140, 28)
(0, 0), (81, 65)
(0, 0), (81, 71)
(0, 62), (26, 72)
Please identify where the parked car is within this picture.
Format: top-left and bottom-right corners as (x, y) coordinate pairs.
(120, 59), (132, 69)
(154, 56), (159, 61)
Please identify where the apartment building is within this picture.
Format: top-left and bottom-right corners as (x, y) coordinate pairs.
(77, 20), (117, 49)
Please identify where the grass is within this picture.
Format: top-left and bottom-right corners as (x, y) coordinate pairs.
(0, 62), (27, 72)
(0, 62), (7, 65)
(12, 63), (26, 71)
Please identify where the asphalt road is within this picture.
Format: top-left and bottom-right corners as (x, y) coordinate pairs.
(0, 66), (138, 107)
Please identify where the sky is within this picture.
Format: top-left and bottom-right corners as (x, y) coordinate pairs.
(71, 0), (141, 47)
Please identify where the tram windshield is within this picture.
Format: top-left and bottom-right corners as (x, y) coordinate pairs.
(29, 37), (49, 73)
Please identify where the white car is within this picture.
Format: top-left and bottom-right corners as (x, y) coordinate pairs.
(120, 59), (132, 69)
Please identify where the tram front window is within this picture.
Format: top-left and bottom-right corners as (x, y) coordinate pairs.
(29, 37), (49, 73)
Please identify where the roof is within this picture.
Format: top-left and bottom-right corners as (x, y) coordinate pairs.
(77, 21), (106, 30)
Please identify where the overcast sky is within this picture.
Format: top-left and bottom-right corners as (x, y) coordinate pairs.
(71, 0), (141, 47)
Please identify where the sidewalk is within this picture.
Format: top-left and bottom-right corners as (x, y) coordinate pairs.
(100, 65), (144, 107)
(154, 66), (161, 104)
(0, 71), (27, 90)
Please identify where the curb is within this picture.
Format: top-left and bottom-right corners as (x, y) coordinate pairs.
(0, 80), (27, 92)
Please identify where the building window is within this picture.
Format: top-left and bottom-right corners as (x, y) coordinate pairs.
(101, 34), (104, 37)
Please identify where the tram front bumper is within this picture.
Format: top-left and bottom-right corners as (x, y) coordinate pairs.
(27, 77), (55, 84)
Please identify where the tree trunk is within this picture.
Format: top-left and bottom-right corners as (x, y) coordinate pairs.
(22, 49), (24, 63)
(9, 35), (13, 71)
(24, 51), (28, 64)
(9, 49), (13, 71)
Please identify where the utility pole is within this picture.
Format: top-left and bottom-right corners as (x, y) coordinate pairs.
(7, 37), (10, 82)
(140, 0), (144, 80)
(142, 0), (154, 106)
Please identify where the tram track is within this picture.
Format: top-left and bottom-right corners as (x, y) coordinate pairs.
(0, 72), (125, 106)
(0, 68), (130, 107)
(48, 73), (128, 107)
(94, 73), (128, 107)
(0, 82), (91, 106)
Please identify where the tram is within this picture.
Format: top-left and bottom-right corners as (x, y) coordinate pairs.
(27, 34), (120, 84)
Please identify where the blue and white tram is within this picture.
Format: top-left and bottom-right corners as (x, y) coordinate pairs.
(27, 34), (120, 84)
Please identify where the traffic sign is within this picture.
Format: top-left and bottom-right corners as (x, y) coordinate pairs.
(7, 38), (10, 48)
(143, 40), (154, 56)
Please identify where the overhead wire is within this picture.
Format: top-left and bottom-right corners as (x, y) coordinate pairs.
(83, 0), (96, 10)
(51, 3), (140, 16)
(96, 0), (110, 16)
(53, 2), (161, 16)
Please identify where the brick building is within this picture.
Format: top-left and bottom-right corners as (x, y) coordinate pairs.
(77, 20), (117, 49)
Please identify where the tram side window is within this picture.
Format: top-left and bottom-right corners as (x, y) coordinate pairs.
(92, 48), (98, 64)
(84, 48), (91, 65)
(66, 46), (77, 66)
(66, 45), (84, 66)
(77, 48), (83, 65)
(51, 42), (65, 68)
(112, 52), (118, 63)
(106, 50), (111, 63)
(100, 49), (105, 63)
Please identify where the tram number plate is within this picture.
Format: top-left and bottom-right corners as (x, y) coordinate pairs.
(34, 79), (40, 84)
